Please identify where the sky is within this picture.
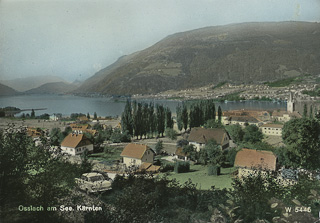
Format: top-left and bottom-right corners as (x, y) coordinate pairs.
(0, 0), (320, 82)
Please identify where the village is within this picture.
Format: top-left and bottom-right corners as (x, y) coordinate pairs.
(1, 91), (314, 190)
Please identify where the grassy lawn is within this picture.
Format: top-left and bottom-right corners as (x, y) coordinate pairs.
(158, 165), (236, 190)
(88, 146), (123, 162)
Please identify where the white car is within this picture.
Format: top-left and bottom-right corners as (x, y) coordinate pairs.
(75, 172), (112, 194)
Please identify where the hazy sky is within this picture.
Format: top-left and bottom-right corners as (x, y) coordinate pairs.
(1, 0), (319, 82)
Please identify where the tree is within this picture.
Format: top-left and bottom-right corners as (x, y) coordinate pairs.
(282, 118), (320, 170)
(155, 140), (163, 154)
(203, 119), (224, 129)
(217, 106), (222, 123)
(149, 103), (156, 137)
(165, 128), (177, 140)
(94, 112), (98, 119)
(156, 104), (165, 137)
(165, 107), (173, 129)
(182, 104), (189, 131)
(205, 139), (224, 165)
(176, 105), (183, 131)
(309, 105), (313, 118)
(134, 103), (143, 139)
(87, 112), (90, 119)
(231, 171), (283, 222)
(50, 128), (63, 146)
(31, 109), (35, 118)
(142, 103), (149, 138)
(303, 104), (308, 118)
(227, 124), (244, 143)
(243, 125), (263, 144)
(121, 99), (134, 136)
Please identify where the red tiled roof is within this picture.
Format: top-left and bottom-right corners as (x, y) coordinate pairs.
(61, 133), (92, 148)
(234, 148), (277, 171)
(120, 143), (152, 159)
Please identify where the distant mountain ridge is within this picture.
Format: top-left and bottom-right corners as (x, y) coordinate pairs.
(75, 21), (320, 95)
(25, 82), (78, 94)
(2, 75), (66, 92)
(0, 83), (20, 96)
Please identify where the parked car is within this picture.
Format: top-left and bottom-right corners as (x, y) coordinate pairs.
(75, 172), (112, 194)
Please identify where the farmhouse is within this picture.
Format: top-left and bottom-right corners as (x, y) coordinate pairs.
(234, 148), (277, 178)
(260, 123), (283, 136)
(61, 133), (93, 156)
(188, 127), (230, 151)
(120, 143), (155, 167)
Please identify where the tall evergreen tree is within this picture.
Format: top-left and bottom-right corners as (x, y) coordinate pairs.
(189, 105), (196, 129)
(87, 112), (90, 119)
(149, 103), (156, 137)
(218, 106), (222, 123)
(156, 104), (165, 137)
(182, 104), (188, 131)
(134, 103), (143, 139)
(142, 103), (149, 138)
(176, 105), (183, 131)
(121, 100), (133, 136)
(165, 107), (174, 129)
(94, 112), (98, 119)
(31, 109), (35, 118)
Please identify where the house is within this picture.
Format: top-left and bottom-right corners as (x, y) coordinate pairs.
(271, 110), (301, 123)
(260, 123), (283, 136)
(61, 133), (93, 156)
(120, 143), (155, 167)
(188, 127), (230, 151)
(69, 124), (97, 136)
(234, 148), (277, 178)
(223, 116), (261, 127)
(175, 147), (188, 161)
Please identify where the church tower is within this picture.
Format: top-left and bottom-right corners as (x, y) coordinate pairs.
(287, 92), (295, 113)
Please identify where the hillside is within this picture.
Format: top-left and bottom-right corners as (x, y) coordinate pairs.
(25, 82), (78, 94)
(2, 75), (66, 92)
(76, 21), (320, 95)
(0, 83), (20, 96)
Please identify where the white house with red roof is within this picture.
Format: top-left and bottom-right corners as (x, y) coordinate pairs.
(61, 133), (93, 156)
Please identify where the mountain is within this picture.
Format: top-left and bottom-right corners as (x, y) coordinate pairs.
(2, 75), (66, 92)
(24, 82), (78, 94)
(0, 83), (20, 96)
(76, 21), (320, 95)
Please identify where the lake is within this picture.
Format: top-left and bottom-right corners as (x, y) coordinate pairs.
(0, 95), (286, 117)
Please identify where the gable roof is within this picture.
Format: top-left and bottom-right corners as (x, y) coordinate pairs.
(234, 148), (277, 171)
(188, 127), (229, 145)
(61, 133), (92, 148)
(120, 143), (153, 159)
(69, 124), (89, 131)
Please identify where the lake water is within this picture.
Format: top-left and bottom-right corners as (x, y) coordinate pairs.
(0, 95), (286, 117)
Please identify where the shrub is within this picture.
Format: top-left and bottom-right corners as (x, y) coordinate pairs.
(208, 165), (221, 176)
(174, 161), (190, 173)
(161, 163), (174, 172)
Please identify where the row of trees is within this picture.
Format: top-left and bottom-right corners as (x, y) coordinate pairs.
(121, 100), (173, 139)
(176, 100), (222, 131)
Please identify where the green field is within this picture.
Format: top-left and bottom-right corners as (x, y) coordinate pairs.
(88, 147), (123, 162)
(159, 165), (236, 190)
